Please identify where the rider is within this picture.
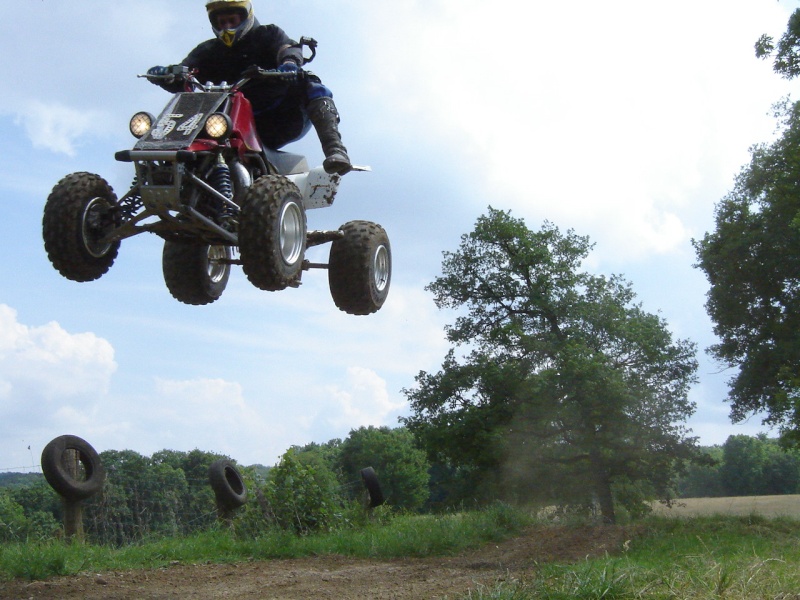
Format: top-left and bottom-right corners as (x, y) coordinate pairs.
(147, 0), (351, 176)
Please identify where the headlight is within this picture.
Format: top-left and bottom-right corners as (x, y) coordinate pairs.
(205, 113), (230, 139)
(129, 112), (154, 138)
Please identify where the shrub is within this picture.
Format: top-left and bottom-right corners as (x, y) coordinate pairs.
(262, 449), (343, 534)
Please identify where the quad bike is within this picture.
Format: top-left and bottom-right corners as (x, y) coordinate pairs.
(42, 42), (390, 315)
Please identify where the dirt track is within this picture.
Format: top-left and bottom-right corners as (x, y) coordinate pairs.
(0, 525), (630, 599)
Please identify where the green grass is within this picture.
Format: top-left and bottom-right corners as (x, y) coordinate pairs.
(6, 504), (800, 599)
(464, 514), (800, 599)
(0, 502), (530, 581)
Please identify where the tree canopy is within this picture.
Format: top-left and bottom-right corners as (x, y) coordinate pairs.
(403, 208), (699, 523)
(756, 8), (800, 80)
(695, 8), (800, 443)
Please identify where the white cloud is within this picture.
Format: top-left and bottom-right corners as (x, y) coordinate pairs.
(360, 0), (795, 262)
(0, 304), (116, 405)
(325, 366), (406, 430)
(0, 305), (116, 468)
(143, 377), (272, 455)
(13, 101), (106, 157)
(154, 377), (247, 416)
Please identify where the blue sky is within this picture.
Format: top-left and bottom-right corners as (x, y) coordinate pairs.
(0, 1), (796, 471)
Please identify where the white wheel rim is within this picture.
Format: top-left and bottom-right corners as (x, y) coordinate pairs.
(374, 244), (390, 292)
(280, 202), (304, 265)
(207, 245), (229, 283)
(81, 197), (113, 258)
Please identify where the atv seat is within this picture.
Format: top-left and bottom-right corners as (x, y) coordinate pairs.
(265, 149), (309, 176)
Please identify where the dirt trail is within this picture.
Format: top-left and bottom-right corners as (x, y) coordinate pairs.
(0, 525), (631, 599)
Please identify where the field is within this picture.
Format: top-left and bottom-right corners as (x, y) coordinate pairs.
(652, 494), (800, 518)
(2, 498), (800, 599)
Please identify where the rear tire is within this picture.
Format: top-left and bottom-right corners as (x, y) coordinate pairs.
(43, 172), (120, 282)
(239, 175), (306, 291)
(329, 221), (391, 315)
(162, 241), (231, 305)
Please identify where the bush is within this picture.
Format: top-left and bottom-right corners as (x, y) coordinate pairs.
(0, 492), (59, 542)
(262, 449), (343, 534)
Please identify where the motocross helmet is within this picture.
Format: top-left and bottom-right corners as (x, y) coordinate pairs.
(206, 0), (255, 47)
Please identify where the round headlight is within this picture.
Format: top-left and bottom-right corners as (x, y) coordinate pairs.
(205, 113), (230, 139)
(130, 112), (154, 138)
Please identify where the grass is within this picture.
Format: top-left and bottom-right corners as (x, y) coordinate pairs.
(0, 502), (530, 581)
(464, 514), (800, 599)
(5, 500), (800, 599)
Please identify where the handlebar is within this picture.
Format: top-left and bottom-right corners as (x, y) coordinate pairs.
(140, 64), (302, 93)
(239, 66), (301, 82)
(141, 35), (316, 91)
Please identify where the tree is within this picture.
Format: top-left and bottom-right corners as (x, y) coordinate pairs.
(263, 448), (341, 534)
(756, 9), (800, 80)
(403, 208), (699, 523)
(338, 426), (430, 511)
(693, 100), (800, 442)
(676, 445), (725, 498)
(152, 448), (225, 531)
(84, 449), (192, 544)
(695, 9), (800, 443)
(720, 435), (770, 497)
(719, 434), (800, 496)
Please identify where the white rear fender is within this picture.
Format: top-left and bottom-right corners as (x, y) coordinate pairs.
(287, 167), (340, 210)
(287, 165), (371, 210)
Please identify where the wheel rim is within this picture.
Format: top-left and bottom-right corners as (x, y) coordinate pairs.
(373, 244), (390, 292)
(279, 201), (304, 266)
(81, 197), (114, 258)
(207, 245), (229, 283)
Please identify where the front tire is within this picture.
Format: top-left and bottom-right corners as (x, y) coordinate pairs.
(239, 175), (306, 291)
(162, 241), (231, 305)
(43, 172), (120, 282)
(329, 221), (391, 315)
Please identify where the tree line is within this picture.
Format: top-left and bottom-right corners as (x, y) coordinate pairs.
(2, 430), (799, 545)
(0, 426), (430, 545)
(677, 434), (800, 498)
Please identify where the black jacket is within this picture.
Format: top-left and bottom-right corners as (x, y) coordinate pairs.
(162, 21), (304, 111)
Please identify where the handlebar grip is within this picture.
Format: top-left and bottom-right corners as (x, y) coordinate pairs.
(242, 66), (301, 82)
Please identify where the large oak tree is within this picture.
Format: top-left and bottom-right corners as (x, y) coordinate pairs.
(403, 209), (698, 523)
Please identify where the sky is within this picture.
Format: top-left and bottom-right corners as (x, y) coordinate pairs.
(0, 1), (797, 472)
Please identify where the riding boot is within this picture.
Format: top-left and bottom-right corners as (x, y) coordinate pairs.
(308, 97), (352, 175)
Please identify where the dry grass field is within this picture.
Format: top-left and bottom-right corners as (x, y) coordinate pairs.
(653, 494), (800, 518)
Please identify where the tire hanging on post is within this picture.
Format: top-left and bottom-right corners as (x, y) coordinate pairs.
(41, 435), (105, 501)
(208, 459), (248, 510)
(360, 466), (385, 508)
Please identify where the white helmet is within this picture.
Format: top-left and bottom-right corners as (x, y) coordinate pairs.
(206, 0), (255, 47)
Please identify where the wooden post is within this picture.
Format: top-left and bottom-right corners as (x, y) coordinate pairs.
(62, 449), (85, 542)
(216, 501), (235, 530)
(62, 499), (84, 541)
